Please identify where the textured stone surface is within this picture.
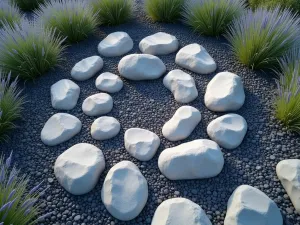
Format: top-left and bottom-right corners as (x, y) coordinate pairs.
(71, 56), (103, 81)
(82, 93), (113, 117)
(91, 116), (120, 140)
(95, 72), (123, 93)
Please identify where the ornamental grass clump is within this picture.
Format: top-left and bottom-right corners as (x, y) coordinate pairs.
(225, 7), (300, 70)
(249, 0), (300, 12)
(91, 0), (132, 26)
(0, 20), (65, 80)
(0, 1), (23, 28)
(10, 0), (45, 11)
(145, 0), (185, 23)
(183, 0), (246, 36)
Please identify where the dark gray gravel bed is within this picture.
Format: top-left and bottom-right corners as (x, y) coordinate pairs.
(1, 1), (300, 224)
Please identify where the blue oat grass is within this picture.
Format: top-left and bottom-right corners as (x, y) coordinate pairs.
(35, 0), (99, 43)
(10, 0), (46, 11)
(0, 1), (23, 28)
(279, 49), (300, 88)
(226, 7), (300, 70)
(249, 0), (300, 12)
(0, 19), (66, 80)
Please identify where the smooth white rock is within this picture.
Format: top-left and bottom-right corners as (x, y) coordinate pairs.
(71, 56), (103, 81)
(139, 32), (179, 55)
(91, 116), (120, 140)
(41, 113), (82, 146)
(205, 72), (245, 112)
(276, 159), (300, 212)
(82, 93), (113, 116)
(54, 143), (105, 195)
(95, 72), (123, 93)
(175, 44), (216, 74)
(151, 198), (212, 225)
(158, 139), (224, 180)
(224, 185), (283, 225)
(101, 161), (148, 221)
(163, 69), (198, 103)
(51, 79), (80, 110)
(124, 128), (160, 161)
(118, 54), (166, 80)
(162, 106), (201, 141)
(207, 114), (247, 149)
(98, 32), (133, 57)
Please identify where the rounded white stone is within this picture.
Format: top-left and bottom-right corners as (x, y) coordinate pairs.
(95, 72), (123, 93)
(54, 143), (105, 195)
(71, 56), (103, 81)
(82, 93), (113, 116)
(91, 116), (120, 140)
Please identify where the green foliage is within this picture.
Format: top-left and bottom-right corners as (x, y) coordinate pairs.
(10, 0), (45, 11)
(145, 0), (185, 23)
(91, 0), (132, 26)
(249, 0), (300, 12)
(0, 1), (23, 28)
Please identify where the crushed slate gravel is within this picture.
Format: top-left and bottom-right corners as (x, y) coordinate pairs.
(1, 0), (300, 224)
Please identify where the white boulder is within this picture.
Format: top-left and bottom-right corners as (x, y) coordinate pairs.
(95, 72), (123, 93)
(151, 198), (212, 225)
(276, 159), (300, 212)
(41, 113), (82, 146)
(124, 128), (160, 161)
(224, 185), (283, 225)
(139, 32), (179, 55)
(163, 69), (198, 103)
(205, 72), (245, 112)
(54, 143), (105, 195)
(207, 114), (247, 149)
(98, 32), (133, 57)
(101, 161), (148, 221)
(175, 44), (216, 74)
(51, 79), (80, 110)
(162, 106), (201, 141)
(158, 139), (224, 180)
(82, 93), (113, 116)
(118, 54), (166, 80)
(91, 116), (120, 140)
(71, 56), (103, 81)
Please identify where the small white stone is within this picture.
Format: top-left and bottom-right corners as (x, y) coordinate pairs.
(41, 113), (82, 146)
(118, 54), (166, 80)
(207, 113), (247, 149)
(95, 72), (123, 93)
(82, 93), (113, 116)
(205, 72), (245, 112)
(151, 198), (212, 225)
(158, 139), (224, 180)
(175, 44), (216, 74)
(71, 56), (103, 81)
(91, 116), (120, 140)
(51, 79), (80, 110)
(124, 128), (160, 161)
(98, 32), (133, 57)
(163, 69), (198, 103)
(101, 161), (148, 221)
(54, 143), (105, 195)
(139, 32), (179, 55)
(162, 106), (201, 141)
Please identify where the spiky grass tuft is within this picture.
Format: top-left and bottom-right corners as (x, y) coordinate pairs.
(249, 0), (300, 12)
(225, 7), (300, 70)
(0, 1), (23, 28)
(10, 0), (45, 11)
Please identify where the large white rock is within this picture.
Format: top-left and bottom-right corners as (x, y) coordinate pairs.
(118, 54), (166, 80)
(124, 128), (160, 161)
(162, 106), (201, 141)
(71, 56), (103, 81)
(101, 161), (148, 221)
(51, 79), (80, 110)
(163, 69), (198, 103)
(139, 32), (179, 55)
(224, 185), (283, 225)
(91, 116), (120, 140)
(151, 198), (212, 225)
(175, 44), (216, 74)
(41, 113), (82, 146)
(205, 72), (245, 112)
(98, 32), (133, 57)
(276, 159), (300, 212)
(54, 143), (105, 195)
(95, 72), (123, 93)
(82, 93), (113, 116)
(207, 114), (247, 149)
(158, 139), (224, 180)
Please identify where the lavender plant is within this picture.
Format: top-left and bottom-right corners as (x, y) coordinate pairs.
(35, 0), (99, 43)
(10, 0), (46, 11)
(183, 0), (246, 36)
(225, 7), (300, 70)
(0, 20), (66, 80)
(0, 1), (23, 28)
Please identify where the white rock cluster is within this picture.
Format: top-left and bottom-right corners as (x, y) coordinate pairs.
(82, 93), (113, 117)
(71, 56), (103, 81)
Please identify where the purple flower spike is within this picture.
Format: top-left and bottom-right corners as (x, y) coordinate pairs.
(0, 201), (11, 212)
(0, 166), (5, 183)
(29, 181), (44, 195)
(36, 212), (53, 221)
(5, 151), (13, 168)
